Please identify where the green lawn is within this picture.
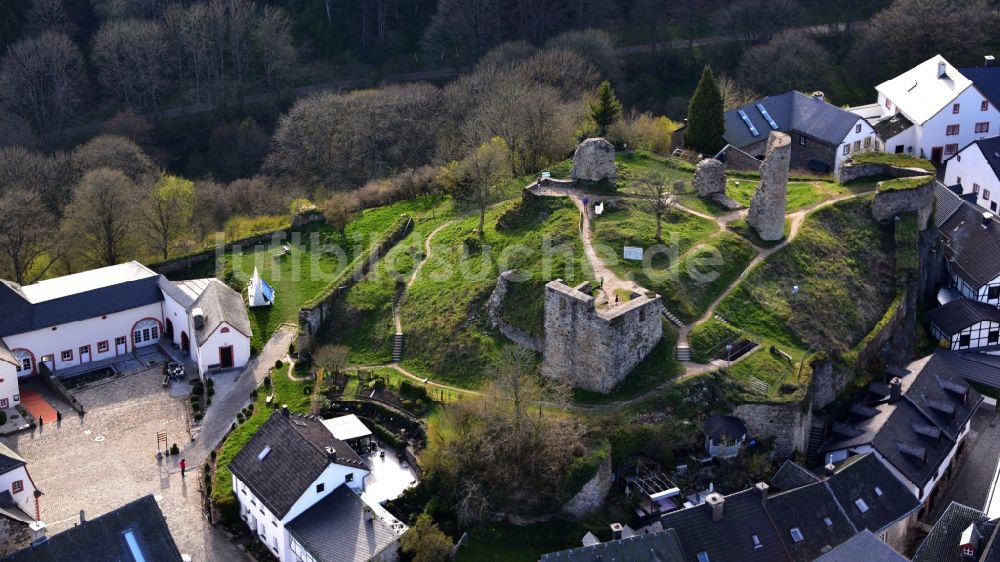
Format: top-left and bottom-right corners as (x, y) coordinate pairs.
(211, 364), (313, 514)
(324, 197), (455, 364)
(400, 195), (591, 387)
(726, 178), (864, 211)
(723, 346), (807, 403)
(715, 196), (897, 355)
(223, 197), (440, 348)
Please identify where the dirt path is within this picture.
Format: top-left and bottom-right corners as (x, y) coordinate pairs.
(392, 220), (456, 333)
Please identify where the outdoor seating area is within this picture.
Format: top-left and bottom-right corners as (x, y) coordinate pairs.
(625, 460), (683, 518)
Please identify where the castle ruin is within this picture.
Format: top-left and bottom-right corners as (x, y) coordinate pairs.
(747, 131), (791, 241)
(541, 280), (663, 394)
(571, 138), (616, 183)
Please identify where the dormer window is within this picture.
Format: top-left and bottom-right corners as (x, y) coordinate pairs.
(752, 534), (762, 549)
(697, 552), (710, 562)
(875, 486), (883, 496)
(964, 545), (976, 556)
(824, 517), (833, 527)
(856, 498), (870, 513)
(790, 528), (804, 543)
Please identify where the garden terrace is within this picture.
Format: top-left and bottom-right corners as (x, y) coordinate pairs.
(876, 176), (933, 193)
(849, 151), (936, 172)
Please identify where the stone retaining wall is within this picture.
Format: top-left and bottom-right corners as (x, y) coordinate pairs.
(562, 455), (612, 519)
(733, 402), (811, 457)
(835, 161), (931, 185)
(487, 271), (542, 352)
(871, 178), (934, 229)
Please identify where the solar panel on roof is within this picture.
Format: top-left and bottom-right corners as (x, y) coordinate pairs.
(738, 110), (760, 136)
(756, 104), (779, 129)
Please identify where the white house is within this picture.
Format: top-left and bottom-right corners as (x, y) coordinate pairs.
(941, 137), (1000, 213)
(229, 410), (407, 562)
(866, 55), (1000, 164)
(248, 267), (275, 308)
(0, 261), (251, 404)
(0, 443), (40, 526)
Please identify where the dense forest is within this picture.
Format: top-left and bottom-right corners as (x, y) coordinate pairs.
(0, 0), (996, 283)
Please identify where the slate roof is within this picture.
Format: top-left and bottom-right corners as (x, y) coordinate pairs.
(539, 527), (687, 562)
(657, 488), (791, 561)
(1, 495), (183, 562)
(723, 91), (862, 149)
(960, 66), (1000, 109)
(765, 482), (857, 561)
(912, 501), (996, 562)
(0, 442), (26, 475)
(0, 272), (163, 339)
(813, 530), (909, 562)
(872, 113), (914, 141)
(958, 136), (1000, 183)
(925, 297), (1000, 336)
(769, 460), (820, 492)
(286, 484), (404, 562)
(939, 199), (1000, 289)
(824, 453), (920, 535)
(228, 412), (368, 520)
(190, 280), (252, 346)
(703, 414), (748, 441)
(934, 350), (1000, 389)
(877, 55), (972, 125)
(935, 181), (966, 229)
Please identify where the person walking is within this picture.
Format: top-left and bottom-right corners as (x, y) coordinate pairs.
(179, 458), (186, 478)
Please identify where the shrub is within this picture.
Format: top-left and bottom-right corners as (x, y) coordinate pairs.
(206, 398), (212, 407)
(263, 375), (271, 387)
(369, 379), (385, 390)
(210, 450), (217, 460)
(194, 412), (203, 421)
(206, 378), (214, 388)
(170, 443), (180, 455)
(237, 413), (245, 423)
(191, 385), (204, 396)
(289, 342), (296, 355)
(399, 379), (429, 400)
(275, 360), (283, 370)
(303, 385), (312, 395)
(0, 411), (8, 425)
(402, 399), (414, 411)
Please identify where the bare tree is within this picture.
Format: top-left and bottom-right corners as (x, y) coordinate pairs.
(736, 30), (833, 95)
(636, 172), (677, 242)
(71, 134), (158, 186)
(93, 19), (168, 110)
(0, 31), (85, 135)
(313, 344), (350, 375)
(0, 190), (60, 284)
(25, 0), (75, 36)
(144, 174), (194, 260)
(716, 74), (759, 111)
(63, 168), (140, 267)
(459, 136), (512, 238)
(252, 6), (296, 92)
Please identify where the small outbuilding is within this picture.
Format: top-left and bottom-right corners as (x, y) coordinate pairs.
(703, 414), (749, 459)
(247, 266), (275, 308)
(322, 414), (374, 454)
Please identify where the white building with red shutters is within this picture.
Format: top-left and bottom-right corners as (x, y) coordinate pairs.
(0, 261), (250, 408)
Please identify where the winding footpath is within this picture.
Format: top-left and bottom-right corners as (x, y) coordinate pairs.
(393, 220), (456, 333)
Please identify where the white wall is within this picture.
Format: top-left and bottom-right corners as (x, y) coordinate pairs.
(195, 322), (251, 376)
(939, 320), (1000, 350)
(0, 466), (37, 520)
(160, 292), (196, 363)
(3, 302), (163, 376)
(0, 362), (20, 408)
(943, 143), (1000, 212)
(836, 118), (880, 170)
(915, 87), (1000, 161)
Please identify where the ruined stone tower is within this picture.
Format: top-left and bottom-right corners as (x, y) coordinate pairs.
(747, 131), (791, 241)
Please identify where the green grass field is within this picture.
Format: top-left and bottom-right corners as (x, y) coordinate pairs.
(715, 196), (897, 355)
(223, 197), (438, 348)
(400, 195), (591, 387)
(592, 199), (719, 271)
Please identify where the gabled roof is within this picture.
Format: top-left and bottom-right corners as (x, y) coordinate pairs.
(1, 495), (183, 562)
(769, 460), (820, 492)
(934, 350), (1000, 389)
(951, 136), (1000, 182)
(703, 414), (748, 441)
(723, 91), (864, 149)
(913, 501), (996, 562)
(877, 55), (972, 125)
(228, 412), (368, 520)
(191, 280), (251, 346)
(813, 530), (909, 562)
(939, 198), (1000, 289)
(824, 454), (920, 535)
(765, 482), (857, 561)
(0, 263), (163, 339)
(657, 488), (791, 561)
(539, 527), (687, 562)
(0, 443), (26, 475)
(872, 113), (914, 140)
(286, 484), (405, 562)
(926, 297), (1000, 336)
(960, 65), (1000, 108)
(934, 181), (966, 229)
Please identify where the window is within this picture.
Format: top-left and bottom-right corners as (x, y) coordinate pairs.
(115, 336), (126, 346)
(953, 103), (961, 114)
(79, 345), (90, 356)
(945, 144), (959, 155)
(60, 349), (72, 362)
(799, 136), (807, 146)
(133, 319), (160, 345)
(824, 517), (833, 527)
(316, 483), (325, 493)
(258, 446), (271, 461)
(97, 341), (109, 353)
(842, 144), (850, 155)
(992, 201), (997, 212)
(11, 480), (23, 494)
(986, 189), (992, 201)
(221, 327), (230, 333)
(752, 534), (762, 549)
(855, 498), (870, 512)
(853, 140), (861, 151)
(864, 136), (872, 148)
(875, 486), (883, 496)
(965, 546), (976, 557)
(855, 123), (862, 133)
(990, 285), (1000, 300)
(960, 334), (971, 347)
(974, 183), (980, 194)
(947, 124), (960, 135)
(885, 99), (892, 110)
(895, 144), (904, 154)
(977, 122), (991, 133)
(345, 473), (354, 483)
(790, 528), (804, 543)
(13, 350), (31, 373)
(984, 100), (990, 111)
(697, 552), (710, 562)
(989, 331), (999, 344)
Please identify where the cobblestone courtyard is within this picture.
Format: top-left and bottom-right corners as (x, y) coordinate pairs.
(2, 370), (242, 561)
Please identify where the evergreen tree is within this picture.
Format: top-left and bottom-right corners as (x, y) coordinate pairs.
(590, 80), (623, 137)
(684, 66), (726, 155)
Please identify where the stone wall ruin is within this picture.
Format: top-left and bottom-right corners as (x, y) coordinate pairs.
(747, 131), (791, 241)
(571, 138), (616, 183)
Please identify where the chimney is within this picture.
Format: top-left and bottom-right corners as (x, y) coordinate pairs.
(986, 55), (995, 67)
(192, 307), (205, 330)
(705, 492), (725, 522)
(28, 521), (46, 545)
(889, 377), (903, 403)
(824, 463), (837, 477)
(79, 510), (86, 524)
(938, 61), (947, 78)
(812, 91), (825, 102)
(281, 405), (289, 417)
(610, 522), (624, 540)
(754, 482), (769, 504)
(983, 211), (993, 228)
(325, 446), (337, 461)
(363, 505), (373, 523)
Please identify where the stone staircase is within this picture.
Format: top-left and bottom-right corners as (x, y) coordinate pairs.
(662, 309), (684, 328)
(392, 333), (403, 362)
(805, 416), (830, 467)
(675, 345), (691, 361)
